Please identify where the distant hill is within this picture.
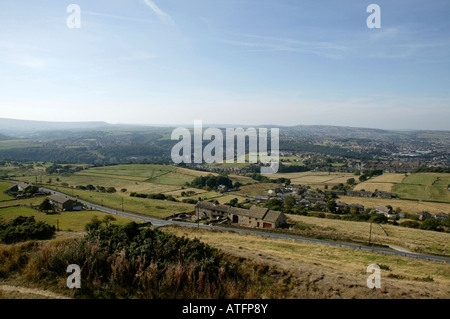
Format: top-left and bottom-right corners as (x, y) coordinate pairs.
(0, 133), (14, 141)
(0, 118), (111, 138)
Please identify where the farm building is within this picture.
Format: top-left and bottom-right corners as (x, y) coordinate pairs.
(4, 182), (33, 193)
(49, 194), (83, 212)
(418, 211), (432, 221)
(195, 201), (287, 229)
(376, 206), (395, 218)
(435, 212), (448, 221)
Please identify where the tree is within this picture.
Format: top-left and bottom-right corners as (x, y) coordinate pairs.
(85, 216), (101, 231)
(265, 198), (282, 211)
(283, 196), (296, 210)
(39, 198), (54, 213)
(370, 214), (387, 224)
(106, 187), (117, 193)
(102, 215), (116, 226)
(228, 198), (239, 207)
(346, 178), (355, 185)
(326, 199), (336, 214)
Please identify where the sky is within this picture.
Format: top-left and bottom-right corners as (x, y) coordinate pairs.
(0, 0), (449, 130)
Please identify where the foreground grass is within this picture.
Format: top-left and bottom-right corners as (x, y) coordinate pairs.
(162, 225), (450, 298)
(0, 226), (293, 299)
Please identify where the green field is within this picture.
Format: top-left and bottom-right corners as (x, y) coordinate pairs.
(86, 164), (176, 180)
(48, 186), (195, 218)
(0, 139), (43, 150)
(0, 182), (14, 201)
(392, 173), (450, 203)
(0, 206), (136, 231)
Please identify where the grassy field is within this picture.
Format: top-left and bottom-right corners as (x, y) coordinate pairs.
(163, 225), (450, 298)
(48, 186), (195, 218)
(0, 182), (14, 201)
(0, 140), (43, 150)
(353, 173), (406, 192)
(263, 171), (356, 187)
(286, 214), (450, 256)
(392, 173), (450, 203)
(233, 183), (279, 197)
(0, 206), (136, 231)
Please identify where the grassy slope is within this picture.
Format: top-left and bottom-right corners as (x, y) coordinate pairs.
(286, 214), (450, 256)
(163, 225), (450, 299)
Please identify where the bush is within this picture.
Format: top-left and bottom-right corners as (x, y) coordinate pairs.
(0, 216), (56, 244)
(419, 218), (443, 232)
(307, 212), (325, 218)
(30, 223), (253, 298)
(369, 214), (388, 224)
(399, 220), (420, 229)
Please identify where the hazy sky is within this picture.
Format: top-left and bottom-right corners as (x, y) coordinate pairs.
(0, 0), (449, 130)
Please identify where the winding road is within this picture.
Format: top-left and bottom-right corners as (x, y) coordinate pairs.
(38, 186), (450, 264)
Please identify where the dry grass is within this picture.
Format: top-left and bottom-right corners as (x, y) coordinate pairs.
(353, 182), (395, 192)
(263, 172), (356, 186)
(286, 214), (450, 256)
(162, 225), (450, 299)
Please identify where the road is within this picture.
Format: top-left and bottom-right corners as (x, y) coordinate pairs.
(39, 186), (450, 264)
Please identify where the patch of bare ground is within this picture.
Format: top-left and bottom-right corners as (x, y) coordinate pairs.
(0, 278), (70, 299)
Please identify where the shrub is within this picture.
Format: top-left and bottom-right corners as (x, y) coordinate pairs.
(0, 216), (56, 244)
(419, 218), (443, 232)
(399, 220), (420, 229)
(30, 223), (253, 298)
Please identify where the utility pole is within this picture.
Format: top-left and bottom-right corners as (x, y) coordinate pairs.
(121, 196), (124, 211)
(197, 197), (201, 228)
(368, 222), (373, 246)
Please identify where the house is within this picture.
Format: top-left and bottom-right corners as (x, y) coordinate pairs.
(418, 211), (432, 221)
(349, 204), (365, 213)
(434, 212), (448, 221)
(347, 190), (373, 198)
(376, 206), (395, 218)
(217, 184), (228, 193)
(375, 191), (394, 199)
(195, 201), (287, 229)
(4, 182), (32, 194)
(298, 199), (311, 207)
(4, 184), (19, 194)
(336, 202), (349, 212)
(17, 182), (33, 192)
(254, 196), (269, 204)
(49, 194), (82, 212)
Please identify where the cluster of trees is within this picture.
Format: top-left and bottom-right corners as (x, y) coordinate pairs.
(189, 174), (235, 190)
(130, 192), (177, 201)
(246, 173), (291, 185)
(358, 169), (383, 182)
(278, 163), (310, 173)
(399, 217), (450, 232)
(76, 185), (116, 193)
(45, 164), (82, 174)
(413, 167), (450, 173)
(0, 216), (55, 244)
